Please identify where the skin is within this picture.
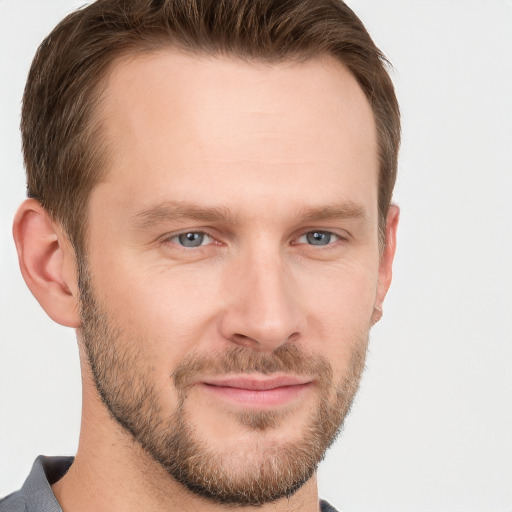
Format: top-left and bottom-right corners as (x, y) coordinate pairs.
(13, 51), (399, 512)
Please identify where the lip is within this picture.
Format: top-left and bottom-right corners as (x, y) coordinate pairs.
(199, 374), (313, 409)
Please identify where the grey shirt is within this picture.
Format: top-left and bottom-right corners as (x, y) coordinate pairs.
(1, 456), (340, 512)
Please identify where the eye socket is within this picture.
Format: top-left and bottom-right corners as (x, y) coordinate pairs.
(165, 230), (341, 249)
(296, 231), (340, 246)
(169, 232), (213, 248)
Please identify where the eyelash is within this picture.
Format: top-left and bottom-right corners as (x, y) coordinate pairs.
(163, 229), (345, 249)
(166, 231), (215, 248)
(294, 231), (342, 246)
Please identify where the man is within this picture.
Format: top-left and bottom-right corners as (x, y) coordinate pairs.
(1, 0), (399, 511)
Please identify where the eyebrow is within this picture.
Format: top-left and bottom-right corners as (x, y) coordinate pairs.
(297, 202), (367, 223)
(132, 201), (239, 229)
(131, 199), (368, 229)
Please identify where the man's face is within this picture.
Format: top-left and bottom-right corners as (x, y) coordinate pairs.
(79, 51), (387, 504)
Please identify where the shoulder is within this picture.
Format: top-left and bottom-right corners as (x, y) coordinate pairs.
(0, 491), (28, 512)
(320, 498), (342, 512)
(0, 455), (72, 512)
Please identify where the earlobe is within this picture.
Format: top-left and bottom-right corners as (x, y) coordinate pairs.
(13, 199), (81, 328)
(374, 204), (400, 315)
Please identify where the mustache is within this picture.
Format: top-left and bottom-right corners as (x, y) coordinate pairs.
(171, 344), (333, 393)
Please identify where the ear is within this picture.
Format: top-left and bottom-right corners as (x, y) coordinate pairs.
(12, 198), (81, 328)
(372, 204), (400, 323)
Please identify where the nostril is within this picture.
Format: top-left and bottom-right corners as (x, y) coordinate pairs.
(228, 330), (300, 352)
(230, 333), (259, 348)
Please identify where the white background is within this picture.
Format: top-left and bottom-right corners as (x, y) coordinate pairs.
(1, 1), (511, 511)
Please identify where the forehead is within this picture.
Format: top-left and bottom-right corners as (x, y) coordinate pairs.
(94, 50), (378, 217)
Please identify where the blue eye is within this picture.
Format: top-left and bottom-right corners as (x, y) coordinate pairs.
(172, 232), (212, 248)
(298, 231), (339, 246)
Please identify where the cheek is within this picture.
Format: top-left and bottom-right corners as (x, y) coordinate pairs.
(299, 256), (378, 320)
(91, 257), (222, 356)
(297, 258), (377, 363)
(87, 234), (379, 375)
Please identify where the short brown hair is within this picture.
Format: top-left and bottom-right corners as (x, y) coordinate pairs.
(22, 0), (400, 253)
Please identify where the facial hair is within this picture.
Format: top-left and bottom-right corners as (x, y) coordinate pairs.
(77, 259), (368, 506)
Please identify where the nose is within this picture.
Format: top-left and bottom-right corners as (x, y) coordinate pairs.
(219, 249), (303, 352)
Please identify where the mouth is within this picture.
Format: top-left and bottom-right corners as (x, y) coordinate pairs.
(199, 375), (314, 409)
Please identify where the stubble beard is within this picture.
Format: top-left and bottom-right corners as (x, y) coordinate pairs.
(77, 260), (369, 506)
